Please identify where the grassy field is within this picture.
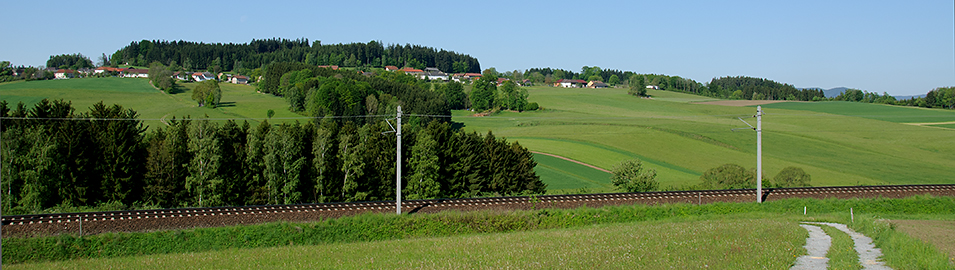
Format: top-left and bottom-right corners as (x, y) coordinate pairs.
(0, 78), (302, 129)
(455, 86), (955, 189)
(760, 101), (955, 123)
(7, 218), (803, 269)
(531, 153), (612, 192)
(6, 195), (954, 269)
(3, 79), (954, 192)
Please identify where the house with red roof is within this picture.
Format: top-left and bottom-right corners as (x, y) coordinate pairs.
(452, 73), (482, 82)
(398, 67), (424, 78)
(192, 72), (215, 81)
(230, 75), (249, 84)
(54, 69), (77, 79)
(497, 78), (510, 86)
(556, 79), (586, 88)
(122, 69), (149, 78)
(385, 66), (399, 72)
(94, 66), (125, 74)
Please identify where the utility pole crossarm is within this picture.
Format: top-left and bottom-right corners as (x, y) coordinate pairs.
(730, 106), (764, 203)
(396, 106), (402, 215)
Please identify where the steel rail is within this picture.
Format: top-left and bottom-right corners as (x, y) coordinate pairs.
(3, 184), (953, 229)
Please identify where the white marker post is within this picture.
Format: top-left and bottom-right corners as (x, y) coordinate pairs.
(756, 105), (762, 203)
(396, 106), (402, 215)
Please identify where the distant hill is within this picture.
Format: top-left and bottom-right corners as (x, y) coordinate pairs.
(823, 87), (849, 98)
(893, 94), (926, 100)
(798, 87), (848, 98)
(801, 86), (926, 100)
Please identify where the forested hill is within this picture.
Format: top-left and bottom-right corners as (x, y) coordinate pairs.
(109, 38), (481, 73)
(707, 76), (825, 101)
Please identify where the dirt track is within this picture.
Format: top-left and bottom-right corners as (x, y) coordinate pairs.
(530, 151), (610, 173)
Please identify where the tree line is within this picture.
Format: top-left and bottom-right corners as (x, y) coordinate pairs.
(0, 100), (545, 214)
(46, 53), (94, 70)
(258, 62), (453, 123)
(705, 76), (825, 101)
(109, 38), (481, 74)
(834, 87), (955, 110)
(609, 160), (810, 193)
(469, 74), (534, 112)
(518, 67), (826, 102)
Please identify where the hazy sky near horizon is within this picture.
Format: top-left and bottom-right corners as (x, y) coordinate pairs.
(3, 0), (952, 96)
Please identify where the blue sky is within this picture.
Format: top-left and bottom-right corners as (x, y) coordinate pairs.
(3, 0), (952, 96)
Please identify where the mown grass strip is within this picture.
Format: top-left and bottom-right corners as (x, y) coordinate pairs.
(819, 224), (862, 270)
(3, 195), (953, 265)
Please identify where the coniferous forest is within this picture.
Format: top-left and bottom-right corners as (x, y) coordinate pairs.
(0, 98), (544, 213)
(110, 38), (481, 74)
(0, 64), (544, 214)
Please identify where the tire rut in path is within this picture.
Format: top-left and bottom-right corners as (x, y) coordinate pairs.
(805, 222), (892, 270)
(792, 224), (831, 270)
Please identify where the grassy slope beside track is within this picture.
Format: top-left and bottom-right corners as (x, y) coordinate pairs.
(0, 78), (302, 129)
(456, 86), (955, 189)
(6, 196), (954, 268)
(9, 218), (804, 269)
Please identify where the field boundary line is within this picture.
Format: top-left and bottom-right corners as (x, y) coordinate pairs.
(903, 121), (955, 126)
(531, 151), (611, 173)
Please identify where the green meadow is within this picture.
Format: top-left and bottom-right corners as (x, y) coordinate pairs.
(6, 196), (954, 269)
(456, 86), (955, 190)
(531, 153), (612, 192)
(3, 79), (953, 192)
(0, 77), (302, 129)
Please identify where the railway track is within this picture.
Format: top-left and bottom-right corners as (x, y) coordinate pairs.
(3, 184), (954, 238)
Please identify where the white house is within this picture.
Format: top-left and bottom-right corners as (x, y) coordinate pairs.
(231, 75), (249, 84)
(122, 69), (149, 78)
(556, 79), (586, 88)
(192, 72), (215, 81)
(423, 67), (448, 81)
(54, 69), (77, 79)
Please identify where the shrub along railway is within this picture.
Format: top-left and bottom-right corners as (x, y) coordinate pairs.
(3, 184), (954, 238)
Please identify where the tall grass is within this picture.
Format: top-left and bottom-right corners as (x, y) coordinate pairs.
(847, 215), (953, 269)
(4, 195), (953, 264)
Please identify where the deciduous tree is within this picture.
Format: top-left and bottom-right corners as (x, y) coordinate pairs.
(699, 164), (755, 189)
(407, 133), (440, 199)
(610, 159), (658, 192)
(191, 80), (221, 107)
(774, 167), (811, 187)
(628, 74), (647, 96)
(186, 119), (223, 207)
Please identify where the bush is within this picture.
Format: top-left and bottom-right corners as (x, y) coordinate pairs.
(526, 102), (539, 111)
(774, 167), (811, 187)
(700, 164), (754, 189)
(610, 159), (658, 192)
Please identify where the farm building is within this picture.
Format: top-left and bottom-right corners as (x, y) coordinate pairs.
(54, 69), (77, 79)
(587, 81), (609, 88)
(556, 79), (586, 88)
